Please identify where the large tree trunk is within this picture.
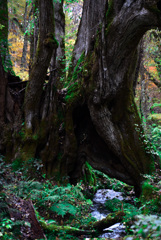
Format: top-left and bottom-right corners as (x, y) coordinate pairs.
(24, 0), (57, 131)
(0, 1), (21, 155)
(21, 0), (66, 178)
(66, 0), (161, 195)
(2, 0), (161, 195)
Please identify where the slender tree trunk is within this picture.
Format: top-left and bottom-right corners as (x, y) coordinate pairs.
(0, 0), (12, 72)
(29, 0), (39, 73)
(21, 1), (28, 70)
(0, 53), (6, 123)
(140, 65), (149, 121)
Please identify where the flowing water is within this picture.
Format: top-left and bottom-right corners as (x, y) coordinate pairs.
(91, 189), (126, 239)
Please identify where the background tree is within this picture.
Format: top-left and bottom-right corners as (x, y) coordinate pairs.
(135, 29), (161, 125)
(0, 0), (12, 71)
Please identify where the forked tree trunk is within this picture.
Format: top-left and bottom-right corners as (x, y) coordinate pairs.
(65, 0), (161, 195)
(2, 0), (161, 195)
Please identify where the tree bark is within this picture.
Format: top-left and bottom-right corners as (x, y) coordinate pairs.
(67, 0), (161, 195)
(0, 53), (6, 123)
(0, 0), (12, 72)
(41, 0), (65, 119)
(29, 0), (39, 72)
(21, 1), (29, 70)
(0, 0), (8, 61)
(50, 0), (65, 88)
(2, 0), (161, 195)
(24, 0), (58, 131)
(0, 53), (21, 154)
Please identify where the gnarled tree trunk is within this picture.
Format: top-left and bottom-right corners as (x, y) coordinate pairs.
(2, 0), (161, 196)
(66, 0), (161, 195)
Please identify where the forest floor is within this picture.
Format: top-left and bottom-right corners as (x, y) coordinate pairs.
(0, 156), (161, 240)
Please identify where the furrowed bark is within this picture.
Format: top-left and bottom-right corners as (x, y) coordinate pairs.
(29, 0), (39, 71)
(42, 0), (65, 119)
(0, 0), (9, 67)
(2, 0), (161, 193)
(21, 1), (29, 70)
(0, 54), (6, 123)
(67, 0), (161, 195)
(24, 0), (58, 132)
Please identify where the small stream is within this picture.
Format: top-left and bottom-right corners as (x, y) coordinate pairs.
(91, 189), (126, 239)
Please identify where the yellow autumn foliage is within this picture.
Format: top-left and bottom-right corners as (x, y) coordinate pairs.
(8, 32), (29, 80)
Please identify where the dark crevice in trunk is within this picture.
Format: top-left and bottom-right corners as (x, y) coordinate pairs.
(157, 1), (161, 11)
(70, 104), (137, 188)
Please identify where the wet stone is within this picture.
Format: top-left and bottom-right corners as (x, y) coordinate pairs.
(91, 189), (126, 239)
(100, 223), (126, 238)
(93, 189), (124, 204)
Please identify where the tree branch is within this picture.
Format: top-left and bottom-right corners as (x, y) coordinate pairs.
(12, 17), (24, 33)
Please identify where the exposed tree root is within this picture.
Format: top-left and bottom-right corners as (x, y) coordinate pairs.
(5, 193), (125, 238)
(38, 210), (125, 236)
(38, 215), (96, 236)
(6, 196), (46, 239)
(92, 211), (125, 231)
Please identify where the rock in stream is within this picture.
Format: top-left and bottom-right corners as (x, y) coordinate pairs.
(91, 189), (126, 239)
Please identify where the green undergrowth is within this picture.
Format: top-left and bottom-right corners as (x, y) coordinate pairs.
(145, 123), (161, 165)
(0, 155), (161, 239)
(102, 173), (161, 239)
(93, 167), (161, 239)
(94, 169), (132, 192)
(125, 215), (161, 240)
(151, 102), (161, 110)
(148, 113), (161, 125)
(0, 156), (96, 239)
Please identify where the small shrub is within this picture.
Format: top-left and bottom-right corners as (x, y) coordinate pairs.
(139, 180), (161, 214)
(131, 214), (161, 239)
(12, 158), (23, 172)
(12, 157), (43, 179)
(105, 198), (122, 212)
